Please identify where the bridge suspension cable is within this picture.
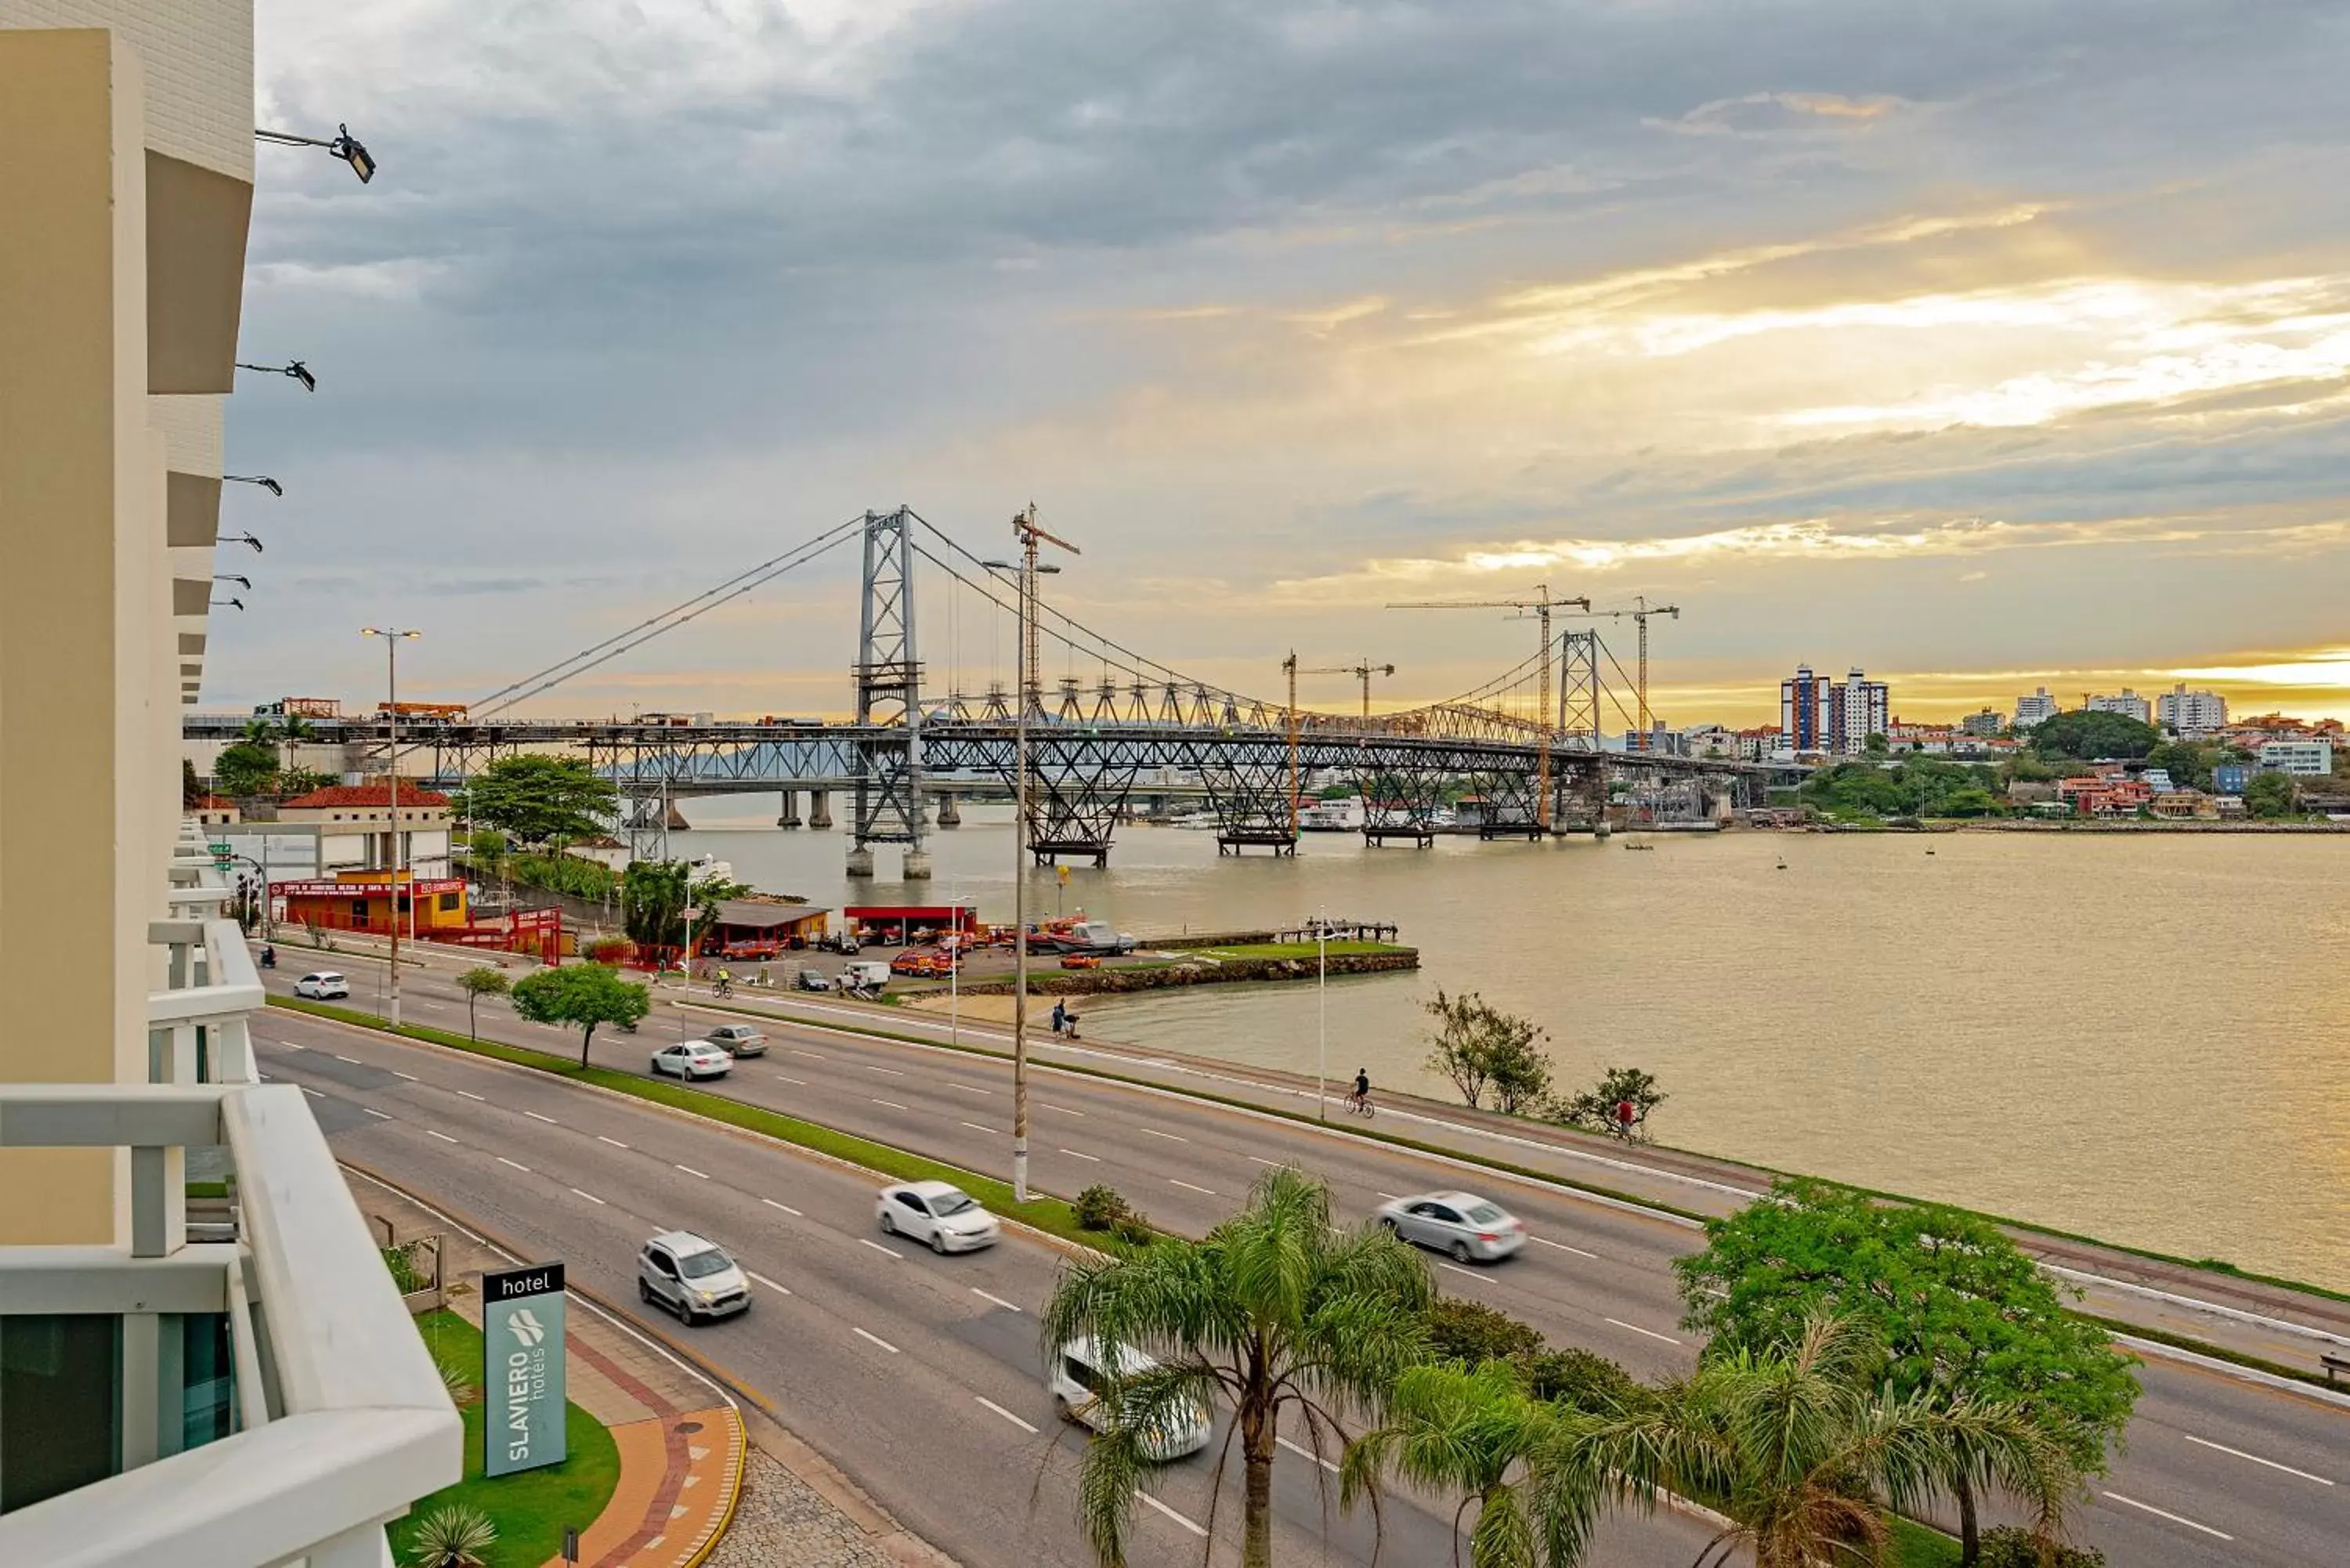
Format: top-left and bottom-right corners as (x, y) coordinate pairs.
(471, 513), (866, 718)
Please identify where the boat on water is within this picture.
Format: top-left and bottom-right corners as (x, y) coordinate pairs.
(1166, 810), (1220, 830)
(1298, 798), (1366, 832)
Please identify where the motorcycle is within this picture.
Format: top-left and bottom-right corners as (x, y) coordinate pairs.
(258, 945), (277, 970)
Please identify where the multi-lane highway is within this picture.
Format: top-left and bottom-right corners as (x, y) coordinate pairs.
(263, 951), (2349, 1566)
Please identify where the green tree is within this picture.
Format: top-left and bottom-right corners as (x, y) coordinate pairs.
(1423, 989), (1554, 1112)
(1549, 1067), (1666, 1142)
(2244, 771), (2298, 818)
(510, 963), (649, 1068)
(622, 860), (691, 959)
(183, 757), (203, 807)
(465, 828), (509, 880)
(213, 740), (281, 798)
(1674, 1181), (2138, 1564)
(454, 755), (617, 847)
(278, 713), (316, 773)
(2029, 710), (2159, 761)
(454, 966), (511, 1040)
(1039, 1166), (1434, 1568)
(2146, 739), (2217, 792)
(1582, 1315), (2077, 1568)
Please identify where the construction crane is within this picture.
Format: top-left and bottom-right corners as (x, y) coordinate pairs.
(1280, 656), (1397, 836)
(1566, 596), (1681, 750)
(1386, 586), (1590, 830)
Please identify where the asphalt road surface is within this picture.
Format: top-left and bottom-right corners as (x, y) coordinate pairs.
(265, 954), (2349, 1566)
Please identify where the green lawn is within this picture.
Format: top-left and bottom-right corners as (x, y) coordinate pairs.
(1886, 1516), (1961, 1567)
(398, 1310), (622, 1568)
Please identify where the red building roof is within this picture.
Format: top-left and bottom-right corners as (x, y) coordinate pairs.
(280, 783), (450, 809)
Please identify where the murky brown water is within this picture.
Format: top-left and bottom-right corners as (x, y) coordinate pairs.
(678, 806), (2350, 1289)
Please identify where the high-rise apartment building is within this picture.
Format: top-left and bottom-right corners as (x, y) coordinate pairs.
(1835, 667), (1890, 751)
(1780, 664), (1889, 754)
(2157, 683), (2229, 735)
(1961, 708), (2006, 738)
(2088, 688), (2152, 724)
(0, 4), (459, 1558)
(1781, 663), (1832, 752)
(2013, 687), (2061, 728)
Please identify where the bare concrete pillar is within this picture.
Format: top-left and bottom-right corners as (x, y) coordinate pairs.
(776, 789), (801, 829)
(845, 844), (875, 877)
(902, 849), (932, 880)
(935, 790), (962, 828)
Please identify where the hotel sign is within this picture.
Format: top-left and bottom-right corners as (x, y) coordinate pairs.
(482, 1262), (568, 1477)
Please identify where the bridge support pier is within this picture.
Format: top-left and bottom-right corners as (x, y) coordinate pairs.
(902, 850), (933, 880)
(808, 789), (833, 829)
(935, 791), (961, 828)
(846, 845), (875, 878)
(776, 789), (802, 829)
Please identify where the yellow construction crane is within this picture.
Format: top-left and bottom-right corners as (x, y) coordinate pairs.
(1565, 596), (1680, 750)
(1279, 656), (1396, 836)
(1386, 586), (1590, 830)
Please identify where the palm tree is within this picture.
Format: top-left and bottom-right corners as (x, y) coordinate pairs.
(1039, 1165), (1434, 1568)
(279, 712), (316, 772)
(1579, 1315), (2076, 1568)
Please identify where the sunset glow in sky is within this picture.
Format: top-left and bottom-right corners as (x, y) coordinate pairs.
(221, 2), (2350, 726)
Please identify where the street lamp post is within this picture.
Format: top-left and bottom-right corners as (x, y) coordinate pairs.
(363, 627), (421, 1028)
(1316, 907), (1329, 1122)
(255, 124), (376, 183)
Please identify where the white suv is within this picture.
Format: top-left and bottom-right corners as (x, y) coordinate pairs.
(636, 1230), (750, 1324)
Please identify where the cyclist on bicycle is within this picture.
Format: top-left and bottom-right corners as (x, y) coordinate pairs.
(1349, 1068), (1372, 1114)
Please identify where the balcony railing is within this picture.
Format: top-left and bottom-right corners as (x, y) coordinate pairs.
(0, 826), (462, 1566)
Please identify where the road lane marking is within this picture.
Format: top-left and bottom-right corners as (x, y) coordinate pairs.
(972, 1288), (1022, 1313)
(427, 1130), (459, 1143)
(1437, 1262), (1482, 1279)
(859, 1240), (903, 1259)
(959, 1122), (994, 1133)
(1606, 1317), (1683, 1346)
(747, 1270), (790, 1295)
(524, 1111), (558, 1123)
(1061, 1148), (1102, 1162)
(258, 1073), (273, 1080)
(362, 1108), (392, 1120)
(1277, 1436), (1340, 1473)
(2181, 1434), (2334, 1484)
(1041, 1104), (1083, 1116)
(790, 1050), (825, 1060)
(977, 1396), (1037, 1433)
(497, 1157), (529, 1172)
(598, 1135), (630, 1148)
(1139, 1494), (1207, 1537)
(301, 1088), (324, 1100)
(284, 1042), (307, 1051)
(949, 1083), (993, 1096)
(570, 1188), (606, 1205)
(873, 1099), (909, 1111)
(335, 1055), (363, 1064)
(775, 1075), (808, 1086)
(1376, 1191), (1404, 1201)
(392, 1071), (418, 1081)
(852, 1327), (899, 1354)
(1246, 1156), (1286, 1167)
(456, 1090), (486, 1101)
(862, 1065), (906, 1077)
(762, 1199), (803, 1216)
(1532, 1237), (1598, 1259)
(675, 1164), (710, 1180)
(1138, 1128), (1188, 1142)
(1169, 1180), (1217, 1195)
(2101, 1492), (2232, 1540)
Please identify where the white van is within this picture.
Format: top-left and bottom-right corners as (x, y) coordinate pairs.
(841, 959), (891, 992)
(1047, 1337), (1212, 1459)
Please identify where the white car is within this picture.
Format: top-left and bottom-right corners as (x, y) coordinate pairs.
(637, 1230), (751, 1324)
(1375, 1190), (1527, 1263)
(293, 972), (349, 1000)
(650, 1041), (732, 1080)
(877, 1180), (1000, 1254)
(1048, 1336), (1213, 1459)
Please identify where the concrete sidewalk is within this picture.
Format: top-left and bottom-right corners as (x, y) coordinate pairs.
(349, 1171), (744, 1568)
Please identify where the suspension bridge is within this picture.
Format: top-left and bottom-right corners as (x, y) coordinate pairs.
(186, 507), (1778, 876)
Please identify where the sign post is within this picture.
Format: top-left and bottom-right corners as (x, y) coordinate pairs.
(482, 1262), (568, 1476)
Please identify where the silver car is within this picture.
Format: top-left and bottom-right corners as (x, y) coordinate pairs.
(637, 1230), (751, 1324)
(1376, 1190), (1527, 1263)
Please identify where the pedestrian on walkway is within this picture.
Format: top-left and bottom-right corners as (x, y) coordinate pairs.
(1050, 999), (1067, 1037)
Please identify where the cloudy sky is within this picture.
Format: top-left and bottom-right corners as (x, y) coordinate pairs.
(222, 0), (2350, 727)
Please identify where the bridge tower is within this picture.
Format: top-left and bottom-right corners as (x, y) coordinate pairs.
(848, 507), (930, 879)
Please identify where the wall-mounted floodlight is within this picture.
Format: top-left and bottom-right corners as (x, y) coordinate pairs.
(211, 597), (245, 611)
(256, 123), (376, 184)
(214, 574), (252, 591)
(223, 475), (284, 497)
(222, 533), (264, 553)
(237, 359), (316, 392)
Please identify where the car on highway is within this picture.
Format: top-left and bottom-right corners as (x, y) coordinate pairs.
(637, 1230), (751, 1324)
(1047, 1336), (1213, 1458)
(794, 968), (832, 992)
(701, 1023), (768, 1058)
(1375, 1190), (1526, 1263)
(876, 1180), (1000, 1254)
(649, 1041), (733, 1080)
(292, 971), (349, 1000)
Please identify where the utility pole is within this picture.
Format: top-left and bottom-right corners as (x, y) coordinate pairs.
(1388, 589), (1587, 829)
(989, 506), (1078, 1205)
(362, 627), (421, 1028)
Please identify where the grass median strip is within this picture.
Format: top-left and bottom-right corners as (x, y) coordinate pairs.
(271, 995), (1099, 1250)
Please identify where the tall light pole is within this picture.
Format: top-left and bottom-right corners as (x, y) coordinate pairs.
(985, 504), (1079, 1204)
(363, 627), (421, 1028)
(1316, 906), (1329, 1122)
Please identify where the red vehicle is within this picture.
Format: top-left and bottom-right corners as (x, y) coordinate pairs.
(891, 947), (960, 977)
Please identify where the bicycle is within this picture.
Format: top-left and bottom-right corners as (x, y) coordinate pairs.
(712, 977), (734, 999)
(1344, 1090), (1376, 1119)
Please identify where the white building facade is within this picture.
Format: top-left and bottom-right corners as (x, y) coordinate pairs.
(2157, 684), (2229, 735)
(2088, 689), (2152, 724)
(2012, 687), (2061, 728)
(2258, 740), (2334, 776)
